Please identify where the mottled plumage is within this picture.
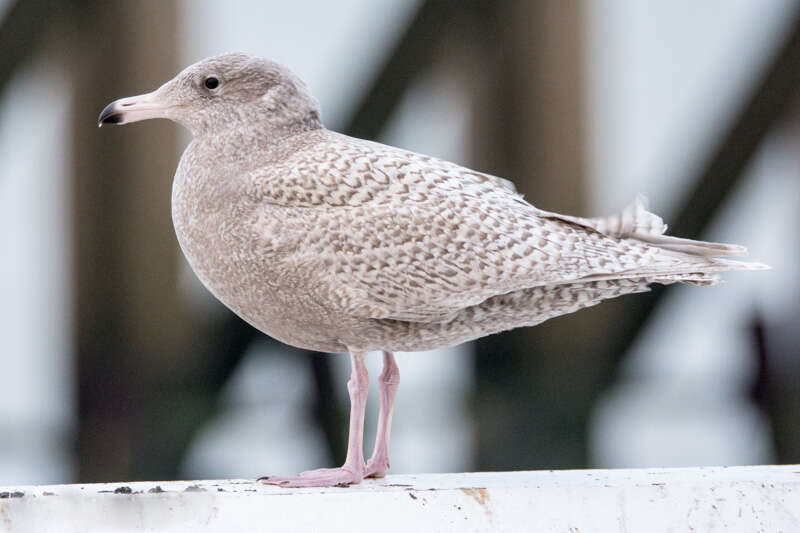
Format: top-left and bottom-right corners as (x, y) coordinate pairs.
(99, 53), (766, 487)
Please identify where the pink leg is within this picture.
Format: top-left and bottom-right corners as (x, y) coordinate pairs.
(260, 351), (368, 487)
(365, 351), (400, 478)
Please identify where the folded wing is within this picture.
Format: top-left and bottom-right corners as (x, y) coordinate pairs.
(251, 132), (765, 322)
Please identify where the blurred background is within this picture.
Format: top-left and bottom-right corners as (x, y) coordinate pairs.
(0, 0), (798, 485)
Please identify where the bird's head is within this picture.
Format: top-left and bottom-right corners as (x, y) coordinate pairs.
(98, 53), (322, 138)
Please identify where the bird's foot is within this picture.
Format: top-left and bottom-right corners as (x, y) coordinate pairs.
(259, 466), (364, 488)
(364, 455), (390, 478)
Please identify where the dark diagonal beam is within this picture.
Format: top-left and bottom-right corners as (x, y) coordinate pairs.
(343, 0), (462, 139)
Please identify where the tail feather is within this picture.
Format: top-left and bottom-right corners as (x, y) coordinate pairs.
(590, 193), (667, 238)
(538, 194), (668, 239)
(632, 233), (748, 257)
(577, 260), (767, 287)
(539, 194), (769, 286)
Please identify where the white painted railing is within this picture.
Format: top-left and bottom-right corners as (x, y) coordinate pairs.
(1, 465), (798, 532)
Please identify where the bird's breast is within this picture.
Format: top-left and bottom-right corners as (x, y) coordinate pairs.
(170, 160), (347, 352)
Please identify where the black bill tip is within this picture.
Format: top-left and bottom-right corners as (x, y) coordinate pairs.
(97, 101), (123, 127)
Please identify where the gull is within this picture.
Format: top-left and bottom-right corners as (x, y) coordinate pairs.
(99, 53), (767, 487)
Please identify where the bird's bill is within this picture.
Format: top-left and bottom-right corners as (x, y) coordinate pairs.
(97, 91), (169, 127)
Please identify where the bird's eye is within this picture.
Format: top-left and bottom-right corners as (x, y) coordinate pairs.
(204, 77), (220, 90)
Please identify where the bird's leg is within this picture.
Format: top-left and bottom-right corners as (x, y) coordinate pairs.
(260, 351), (368, 487)
(365, 351), (400, 478)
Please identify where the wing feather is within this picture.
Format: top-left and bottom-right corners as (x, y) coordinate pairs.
(248, 132), (726, 321)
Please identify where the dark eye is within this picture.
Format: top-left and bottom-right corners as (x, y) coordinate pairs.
(204, 77), (219, 90)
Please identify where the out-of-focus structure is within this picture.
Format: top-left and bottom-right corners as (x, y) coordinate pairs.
(0, 0), (797, 484)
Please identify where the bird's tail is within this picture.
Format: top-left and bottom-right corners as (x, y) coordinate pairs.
(537, 195), (769, 285)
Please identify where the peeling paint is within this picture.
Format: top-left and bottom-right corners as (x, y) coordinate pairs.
(461, 488), (492, 520)
(1, 502), (10, 531)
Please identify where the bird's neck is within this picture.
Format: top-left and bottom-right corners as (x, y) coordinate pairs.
(195, 114), (322, 154)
